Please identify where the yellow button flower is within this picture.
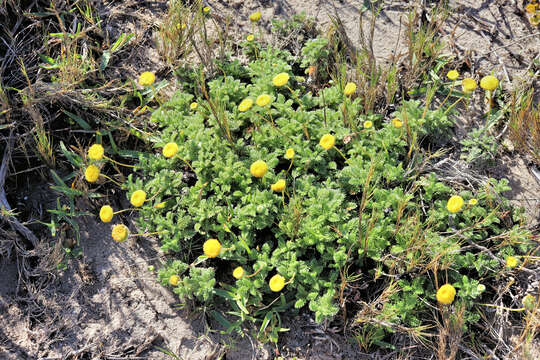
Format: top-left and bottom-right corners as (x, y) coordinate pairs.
(130, 190), (147, 207)
(203, 6), (210, 13)
(364, 120), (373, 129)
(190, 102), (198, 110)
(246, 34), (255, 42)
(344, 82), (357, 96)
(272, 73), (289, 87)
(249, 11), (261, 22)
(256, 94), (271, 107)
(112, 224), (129, 242)
(238, 98), (254, 112)
(319, 134), (335, 150)
(506, 256), (518, 268)
(469, 198), (478, 206)
(480, 75), (499, 91)
(447, 195), (464, 213)
(462, 78), (477, 93)
(169, 275), (180, 286)
(436, 283), (456, 305)
(392, 118), (403, 128)
(162, 142), (179, 158)
(203, 238), (221, 258)
(99, 205), (114, 223)
(285, 148), (295, 159)
(88, 144), (104, 161)
(138, 72), (156, 87)
(269, 274), (286, 292)
(250, 160), (268, 178)
(85, 165), (100, 183)
(233, 266), (245, 279)
(525, 3), (537, 14)
(271, 179), (286, 192)
(446, 70), (459, 81)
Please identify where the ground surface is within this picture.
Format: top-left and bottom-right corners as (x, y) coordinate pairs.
(1, 0), (539, 359)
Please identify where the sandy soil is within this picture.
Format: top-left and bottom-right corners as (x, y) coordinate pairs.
(1, 0), (539, 359)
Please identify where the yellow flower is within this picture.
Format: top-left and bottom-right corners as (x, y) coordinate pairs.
(88, 144), (104, 161)
(344, 82), (357, 96)
(162, 142), (178, 158)
(531, 14), (540, 26)
(250, 160), (268, 178)
(154, 202), (166, 209)
(285, 148), (295, 159)
(238, 98), (254, 112)
(169, 275), (180, 286)
(364, 120), (373, 129)
(112, 224), (129, 242)
(525, 3), (537, 14)
(130, 190), (147, 207)
(246, 34), (255, 42)
(462, 78), (477, 93)
(190, 102), (198, 110)
(446, 70), (459, 81)
(271, 179), (286, 192)
(85, 165), (100, 183)
(138, 72), (156, 87)
(249, 11), (261, 22)
(99, 205), (114, 223)
(436, 283), (456, 305)
(447, 195), (464, 213)
(480, 75), (499, 91)
(272, 73), (289, 87)
(392, 118), (403, 128)
(269, 274), (286, 292)
(177, 23), (187, 30)
(506, 256), (518, 268)
(469, 198), (478, 206)
(256, 94), (271, 107)
(203, 238), (221, 258)
(203, 6), (210, 14)
(233, 266), (245, 279)
(319, 134), (335, 150)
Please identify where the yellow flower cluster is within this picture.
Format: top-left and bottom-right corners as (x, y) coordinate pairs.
(203, 238), (221, 258)
(111, 224), (129, 242)
(162, 142), (178, 158)
(525, 2), (540, 26)
(344, 82), (357, 96)
(272, 73), (289, 87)
(271, 179), (285, 192)
(436, 283), (456, 305)
(85, 165), (100, 183)
(138, 72), (156, 87)
(238, 98), (254, 112)
(88, 144), (104, 161)
(249, 11), (261, 22)
(446, 195), (464, 213)
(319, 134), (335, 150)
(130, 190), (147, 207)
(250, 160), (268, 178)
(99, 205), (114, 223)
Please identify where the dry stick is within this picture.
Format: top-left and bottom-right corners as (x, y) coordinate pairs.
(0, 131), (39, 247)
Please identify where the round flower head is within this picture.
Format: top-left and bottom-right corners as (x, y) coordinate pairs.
(447, 195), (464, 213)
(162, 142), (178, 158)
(203, 6), (210, 13)
(112, 224), (129, 242)
(169, 274), (180, 286)
(468, 198), (478, 206)
(190, 102), (198, 110)
(250, 160), (268, 178)
(246, 34), (255, 42)
(436, 283), (456, 305)
(203, 238), (221, 258)
(525, 3), (537, 14)
(272, 73), (289, 87)
(344, 82), (357, 96)
(238, 98), (253, 112)
(269, 274), (285, 292)
(85, 165), (100, 183)
(285, 148), (295, 159)
(506, 256), (518, 268)
(138, 72), (156, 87)
(130, 190), (147, 207)
(233, 266), (245, 279)
(462, 78), (477, 93)
(99, 205), (114, 223)
(446, 70), (459, 81)
(319, 134), (335, 150)
(88, 144), (104, 161)
(271, 179), (286, 192)
(256, 94), (271, 107)
(480, 75), (499, 91)
(364, 120), (373, 129)
(249, 11), (261, 22)
(392, 118), (403, 128)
